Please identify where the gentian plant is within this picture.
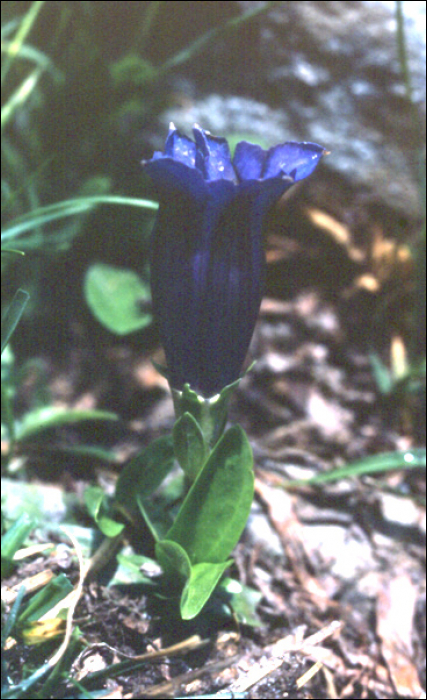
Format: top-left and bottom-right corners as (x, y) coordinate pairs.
(109, 125), (325, 619)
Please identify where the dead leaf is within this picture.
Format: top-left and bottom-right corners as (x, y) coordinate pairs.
(306, 208), (364, 262)
(376, 574), (423, 698)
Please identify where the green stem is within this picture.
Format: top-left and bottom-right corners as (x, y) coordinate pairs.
(395, 1), (413, 104)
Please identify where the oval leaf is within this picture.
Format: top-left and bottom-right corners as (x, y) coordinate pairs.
(180, 560), (232, 620)
(16, 406), (117, 442)
(219, 577), (263, 626)
(114, 436), (175, 524)
(155, 539), (191, 588)
(84, 486), (124, 538)
(173, 412), (208, 481)
(84, 263), (152, 335)
(166, 425), (254, 564)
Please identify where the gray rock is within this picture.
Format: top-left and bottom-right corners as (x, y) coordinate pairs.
(159, 0), (425, 217)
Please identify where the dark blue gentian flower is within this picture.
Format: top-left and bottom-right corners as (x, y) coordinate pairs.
(145, 124), (325, 398)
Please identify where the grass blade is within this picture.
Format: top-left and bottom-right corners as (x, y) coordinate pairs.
(1, 67), (43, 131)
(2, 586), (26, 648)
(286, 448), (426, 487)
(1, 196), (158, 245)
(157, 1), (284, 76)
(1, 288), (30, 354)
(1, 0), (46, 86)
(15, 406), (118, 442)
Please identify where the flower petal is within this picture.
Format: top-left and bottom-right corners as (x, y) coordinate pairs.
(163, 123), (197, 167)
(263, 141), (325, 181)
(193, 126), (237, 182)
(144, 156), (206, 200)
(151, 183), (264, 396)
(238, 176), (295, 216)
(150, 175), (297, 397)
(233, 141), (267, 180)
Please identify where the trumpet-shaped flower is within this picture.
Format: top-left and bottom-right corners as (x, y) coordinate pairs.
(145, 124), (325, 398)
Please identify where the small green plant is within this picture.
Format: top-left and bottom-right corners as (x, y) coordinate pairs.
(83, 124), (326, 620)
(1, 516), (84, 699)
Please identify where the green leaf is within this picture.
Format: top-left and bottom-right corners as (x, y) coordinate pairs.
(1, 513), (34, 559)
(136, 472), (186, 542)
(1, 288), (30, 354)
(84, 263), (152, 335)
(173, 412), (208, 480)
(180, 560), (232, 620)
(60, 444), (120, 463)
(2, 586), (26, 648)
(136, 496), (162, 542)
(287, 448), (426, 486)
(370, 353), (393, 394)
(1, 196), (157, 246)
(166, 425), (254, 564)
(1, 513), (35, 577)
(84, 485), (105, 518)
(112, 551), (161, 586)
(171, 368), (254, 451)
(114, 436), (175, 524)
(84, 486), (124, 538)
(15, 406), (118, 441)
(155, 539), (191, 589)
(18, 573), (73, 623)
(218, 577), (263, 627)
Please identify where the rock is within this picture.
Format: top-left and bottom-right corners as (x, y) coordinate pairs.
(158, 0), (425, 217)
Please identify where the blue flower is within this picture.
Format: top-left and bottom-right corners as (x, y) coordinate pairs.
(145, 124), (325, 398)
